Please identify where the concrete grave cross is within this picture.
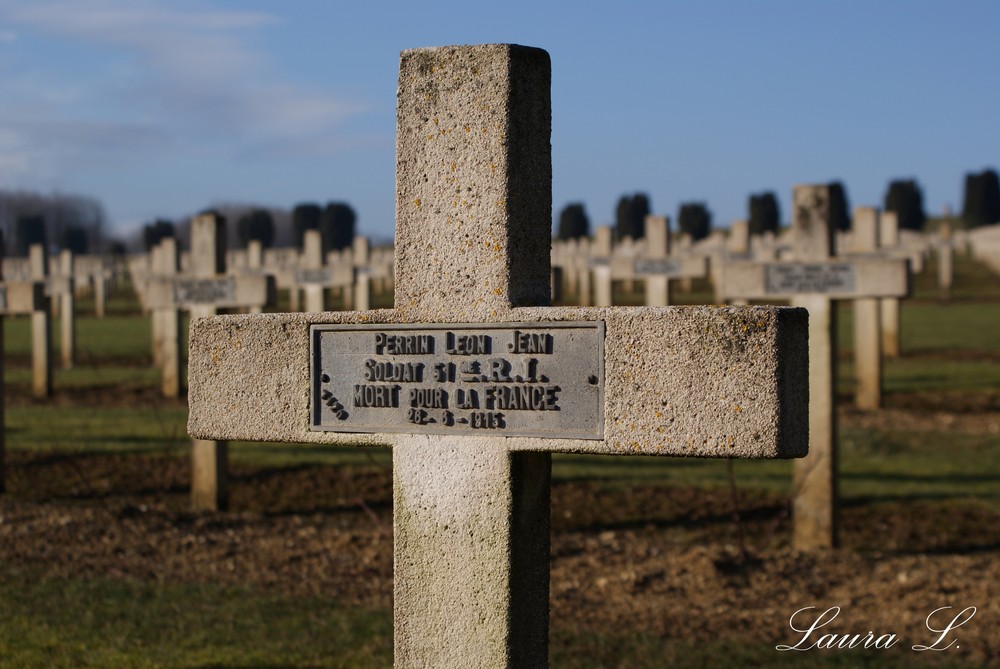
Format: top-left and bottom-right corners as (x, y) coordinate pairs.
(0, 234), (50, 492)
(848, 207), (890, 410)
(43, 249), (77, 369)
(150, 237), (183, 398)
(28, 245), (53, 398)
(728, 219), (751, 257)
(244, 239), (265, 314)
(720, 187), (910, 550)
(588, 218), (706, 307)
(146, 215), (274, 508)
(188, 44), (808, 668)
(879, 211), (902, 357)
(632, 215), (707, 306)
(143, 219), (275, 316)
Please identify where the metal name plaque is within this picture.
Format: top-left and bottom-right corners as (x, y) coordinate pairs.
(311, 322), (604, 439)
(765, 263), (856, 295)
(634, 258), (680, 276)
(174, 278), (236, 305)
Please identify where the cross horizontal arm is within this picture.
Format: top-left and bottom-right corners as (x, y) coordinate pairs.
(0, 281), (46, 314)
(721, 258), (909, 300)
(187, 305), (807, 458)
(146, 275), (275, 310)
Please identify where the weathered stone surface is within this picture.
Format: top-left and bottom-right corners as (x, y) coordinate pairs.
(188, 43), (808, 669)
(188, 303), (807, 458)
(393, 45), (551, 322)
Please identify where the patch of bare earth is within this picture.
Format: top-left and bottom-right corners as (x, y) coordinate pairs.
(1, 452), (997, 665)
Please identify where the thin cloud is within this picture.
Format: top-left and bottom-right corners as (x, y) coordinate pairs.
(0, 0), (368, 184)
(0, 114), (166, 182)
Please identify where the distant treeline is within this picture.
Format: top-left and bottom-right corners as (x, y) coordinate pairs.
(555, 169), (1000, 241)
(0, 189), (109, 257)
(136, 201), (359, 254)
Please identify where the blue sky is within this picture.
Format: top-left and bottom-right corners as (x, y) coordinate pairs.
(0, 0), (997, 242)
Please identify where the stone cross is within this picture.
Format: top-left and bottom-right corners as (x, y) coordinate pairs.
(937, 222), (954, 296)
(0, 234), (49, 491)
(350, 235), (372, 311)
(29, 244), (52, 398)
(92, 260), (109, 318)
(188, 44), (808, 667)
(589, 217), (706, 307)
(186, 214), (231, 511)
(849, 207), (885, 410)
(728, 219), (751, 256)
(146, 214), (273, 508)
(246, 240), (265, 314)
(720, 186), (909, 550)
(48, 249), (77, 369)
(297, 229), (327, 312)
(588, 225), (614, 306)
(143, 236), (274, 317)
(150, 237), (182, 398)
(293, 231), (374, 313)
(146, 229), (274, 402)
(879, 211), (902, 357)
(633, 215), (706, 306)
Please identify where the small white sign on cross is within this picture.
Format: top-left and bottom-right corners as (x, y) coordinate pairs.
(188, 44), (809, 668)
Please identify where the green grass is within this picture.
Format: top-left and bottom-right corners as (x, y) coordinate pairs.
(837, 301), (1000, 355)
(0, 567), (980, 669)
(4, 364), (161, 388)
(550, 426), (1000, 508)
(0, 568), (392, 669)
(898, 302), (1000, 352)
(228, 442), (393, 469)
(5, 406), (188, 455)
(3, 314), (156, 361)
(840, 428), (1000, 506)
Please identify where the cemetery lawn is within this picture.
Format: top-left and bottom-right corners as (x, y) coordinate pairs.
(2, 256), (998, 668)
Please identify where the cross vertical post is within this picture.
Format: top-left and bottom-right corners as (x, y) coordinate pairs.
(390, 45), (554, 667)
(788, 185), (839, 549)
(851, 207), (882, 410)
(29, 244), (52, 398)
(157, 238), (182, 398)
(189, 213), (229, 512)
(301, 230), (325, 313)
(644, 215), (672, 306)
(247, 240), (264, 314)
(937, 223), (954, 297)
(57, 250), (76, 369)
(0, 233), (5, 492)
(879, 211), (902, 358)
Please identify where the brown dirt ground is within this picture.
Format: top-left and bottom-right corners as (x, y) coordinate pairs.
(2, 431), (998, 666)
